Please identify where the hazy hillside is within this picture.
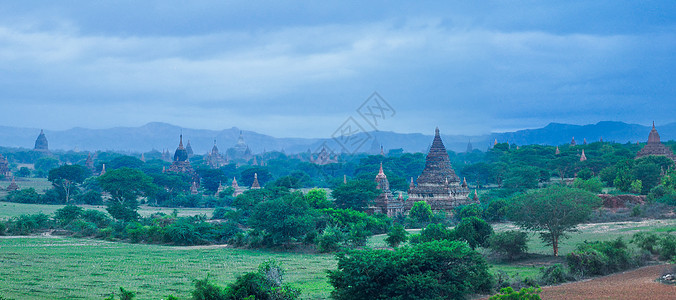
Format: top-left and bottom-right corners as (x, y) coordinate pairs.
(0, 121), (673, 154)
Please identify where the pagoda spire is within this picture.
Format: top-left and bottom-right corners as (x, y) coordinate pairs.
(462, 177), (468, 188)
(580, 149), (587, 161)
(251, 173), (260, 189)
(555, 146), (560, 155)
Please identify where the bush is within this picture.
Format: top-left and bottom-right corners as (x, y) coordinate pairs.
(81, 209), (113, 228)
(54, 205), (84, 226)
(328, 240), (493, 299)
(212, 207), (229, 220)
(5, 188), (40, 203)
(631, 232), (660, 254)
(566, 238), (635, 276)
(5, 213), (52, 235)
(316, 225), (345, 253)
(488, 286), (541, 300)
(319, 208), (389, 234)
(484, 199), (508, 222)
(409, 223), (455, 244)
(192, 260), (301, 300)
(0, 222), (6, 236)
(538, 264), (572, 285)
(488, 230), (529, 260)
(659, 234), (676, 261)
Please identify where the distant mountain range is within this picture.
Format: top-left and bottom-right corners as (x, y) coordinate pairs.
(0, 121), (673, 154)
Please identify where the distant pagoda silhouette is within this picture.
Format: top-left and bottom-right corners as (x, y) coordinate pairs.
(636, 122), (676, 161)
(406, 127), (475, 213)
(34, 130), (49, 152)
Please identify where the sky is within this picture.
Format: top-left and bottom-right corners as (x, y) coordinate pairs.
(1, 1), (675, 138)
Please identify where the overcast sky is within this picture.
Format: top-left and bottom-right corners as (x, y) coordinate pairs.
(1, 1), (675, 138)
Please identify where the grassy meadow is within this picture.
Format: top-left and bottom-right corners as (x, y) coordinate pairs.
(0, 201), (674, 299)
(0, 237), (335, 299)
(0, 202), (214, 220)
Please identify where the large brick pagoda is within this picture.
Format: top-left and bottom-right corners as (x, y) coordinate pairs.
(636, 122), (676, 161)
(406, 127), (475, 213)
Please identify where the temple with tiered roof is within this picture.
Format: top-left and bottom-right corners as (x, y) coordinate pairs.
(369, 163), (404, 217)
(167, 135), (195, 174)
(636, 122), (676, 161)
(406, 128), (475, 213)
(206, 140), (227, 168)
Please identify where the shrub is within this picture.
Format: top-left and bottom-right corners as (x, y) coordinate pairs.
(409, 223), (455, 244)
(212, 207), (229, 220)
(319, 208), (389, 234)
(316, 225), (345, 253)
(5, 188), (40, 203)
(54, 205), (84, 226)
(484, 199), (508, 222)
(201, 260), (301, 300)
(384, 223), (408, 248)
(488, 230), (529, 260)
(631, 232), (660, 254)
(538, 264), (571, 285)
(0, 222), (6, 236)
(5, 213), (52, 235)
(488, 286), (541, 300)
(81, 209), (113, 228)
(566, 238), (634, 276)
(659, 234), (676, 261)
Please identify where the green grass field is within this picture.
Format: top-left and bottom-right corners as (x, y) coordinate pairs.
(0, 237), (335, 299)
(0, 202), (214, 220)
(0, 177), (52, 199)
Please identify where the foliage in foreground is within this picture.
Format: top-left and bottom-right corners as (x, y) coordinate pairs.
(488, 286), (541, 300)
(328, 240), (493, 300)
(191, 260), (300, 300)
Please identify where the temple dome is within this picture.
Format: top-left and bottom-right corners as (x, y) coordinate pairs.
(173, 135), (189, 162)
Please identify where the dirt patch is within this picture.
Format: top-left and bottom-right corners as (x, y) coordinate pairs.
(540, 264), (676, 299)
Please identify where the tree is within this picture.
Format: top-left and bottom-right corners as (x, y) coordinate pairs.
(407, 201), (433, 226)
(248, 192), (318, 246)
(305, 188), (331, 209)
(488, 230), (529, 260)
(454, 217), (493, 249)
(328, 240), (493, 299)
(48, 164), (91, 203)
(384, 224), (408, 248)
(330, 180), (378, 212)
(98, 168), (156, 221)
(16, 167), (30, 178)
(508, 186), (601, 256)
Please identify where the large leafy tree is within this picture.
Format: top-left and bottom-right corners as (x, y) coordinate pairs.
(98, 167), (157, 221)
(248, 192), (318, 246)
(331, 179), (378, 212)
(508, 185), (601, 256)
(328, 240), (493, 299)
(48, 164), (92, 203)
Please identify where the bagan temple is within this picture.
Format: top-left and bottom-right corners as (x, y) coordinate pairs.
(636, 122), (676, 162)
(167, 135), (195, 174)
(369, 162), (404, 217)
(33, 129), (49, 152)
(406, 127), (476, 213)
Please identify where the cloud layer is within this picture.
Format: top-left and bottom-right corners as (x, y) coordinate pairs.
(1, 1), (675, 137)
